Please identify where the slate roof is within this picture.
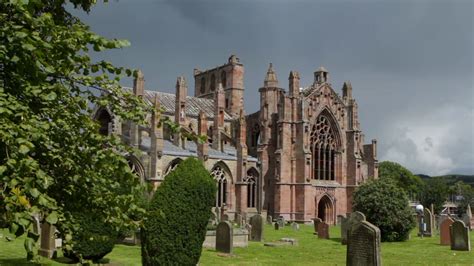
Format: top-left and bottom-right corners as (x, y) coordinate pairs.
(140, 138), (258, 162)
(123, 87), (233, 121)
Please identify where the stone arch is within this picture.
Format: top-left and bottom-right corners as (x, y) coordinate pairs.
(220, 71), (227, 89)
(211, 161), (232, 208)
(316, 194), (335, 225)
(164, 158), (183, 177)
(93, 107), (113, 136)
(126, 154), (146, 183)
(245, 167), (259, 208)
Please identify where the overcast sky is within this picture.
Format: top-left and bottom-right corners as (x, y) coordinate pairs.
(75, 0), (473, 176)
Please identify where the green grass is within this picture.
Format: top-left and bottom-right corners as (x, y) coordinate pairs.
(1, 225), (472, 265)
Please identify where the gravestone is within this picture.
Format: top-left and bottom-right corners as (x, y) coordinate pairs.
(249, 214), (263, 241)
(423, 208), (434, 237)
(274, 222), (280, 230)
(222, 214), (229, 222)
(245, 223), (252, 240)
(267, 215), (273, 224)
(277, 216), (285, 228)
(38, 223), (56, 259)
(450, 220), (471, 251)
(341, 216), (349, 245)
(215, 207), (221, 223)
(462, 204), (472, 231)
(317, 222), (329, 239)
(216, 221), (233, 254)
(440, 217), (454, 245)
(346, 220), (381, 266)
(235, 213), (243, 227)
(337, 215), (345, 225)
(312, 217), (322, 235)
(32, 216), (41, 235)
(347, 212), (366, 239)
(291, 222), (300, 231)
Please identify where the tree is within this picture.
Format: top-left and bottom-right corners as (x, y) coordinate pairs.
(378, 161), (423, 197)
(353, 179), (415, 242)
(420, 177), (449, 215)
(0, 0), (150, 260)
(450, 181), (474, 217)
(141, 158), (216, 265)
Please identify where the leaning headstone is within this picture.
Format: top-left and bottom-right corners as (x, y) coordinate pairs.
(423, 208), (434, 237)
(341, 216), (349, 245)
(249, 214), (263, 241)
(216, 221), (233, 254)
(346, 220), (381, 266)
(245, 223), (252, 240)
(440, 217), (454, 245)
(38, 223), (56, 259)
(291, 222), (300, 231)
(312, 218), (322, 235)
(450, 220), (471, 251)
(317, 222), (329, 239)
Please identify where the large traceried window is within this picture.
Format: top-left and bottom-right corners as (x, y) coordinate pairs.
(245, 168), (258, 208)
(164, 158), (182, 177)
(211, 166), (228, 207)
(311, 115), (338, 180)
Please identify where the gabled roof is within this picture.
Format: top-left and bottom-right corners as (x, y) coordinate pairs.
(123, 87), (233, 121)
(301, 83), (345, 106)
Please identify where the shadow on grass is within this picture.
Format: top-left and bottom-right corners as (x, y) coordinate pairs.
(328, 237), (342, 243)
(52, 256), (78, 264)
(0, 258), (39, 266)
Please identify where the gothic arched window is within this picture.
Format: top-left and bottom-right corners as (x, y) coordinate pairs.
(220, 71), (227, 89)
(310, 115), (338, 180)
(245, 168), (259, 208)
(200, 77), (206, 94)
(95, 108), (112, 136)
(210, 74), (216, 91)
(127, 155), (145, 183)
(211, 165), (228, 207)
(164, 158), (182, 177)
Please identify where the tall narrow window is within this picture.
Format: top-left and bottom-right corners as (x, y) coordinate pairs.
(200, 77), (206, 94)
(310, 115), (338, 180)
(221, 71), (227, 89)
(210, 74), (216, 91)
(96, 109), (112, 136)
(211, 166), (227, 207)
(246, 169), (258, 208)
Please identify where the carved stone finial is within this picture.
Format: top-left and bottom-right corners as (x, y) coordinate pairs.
(264, 63), (278, 87)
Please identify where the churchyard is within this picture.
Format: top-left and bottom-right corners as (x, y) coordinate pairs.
(1, 223), (472, 265)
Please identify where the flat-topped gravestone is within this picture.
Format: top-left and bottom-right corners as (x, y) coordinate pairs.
(317, 222), (329, 239)
(450, 220), (471, 251)
(38, 223), (56, 259)
(347, 220), (381, 266)
(291, 222), (300, 231)
(312, 218), (322, 235)
(277, 216), (285, 228)
(440, 217), (454, 245)
(249, 214), (263, 241)
(341, 216), (349, 245)
(216, 221), (233, 254)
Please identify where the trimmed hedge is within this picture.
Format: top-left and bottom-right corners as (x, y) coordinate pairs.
(141, 158), (216, 265)
(63, 213), (118, 262)
(353, 179), (415, 242)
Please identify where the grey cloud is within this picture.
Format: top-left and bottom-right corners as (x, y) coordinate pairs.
(75, 0), (473, 175)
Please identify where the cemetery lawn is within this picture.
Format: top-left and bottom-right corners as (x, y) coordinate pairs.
(1, 225), (472, 265)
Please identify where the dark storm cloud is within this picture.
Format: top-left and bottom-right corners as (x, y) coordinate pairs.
(76, 0), (473, 175)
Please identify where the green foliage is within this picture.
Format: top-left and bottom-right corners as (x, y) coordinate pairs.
(420, 177), (449, 215)
(353, 179), (415, 242)
(63, 213), (117, 263)
(0, 0), (150, 260)
(141, 158), (216, 266)
(450, 181), (474, 216)
(379, 161), (423, 196)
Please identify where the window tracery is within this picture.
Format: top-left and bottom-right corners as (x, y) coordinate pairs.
(211, 166), (228, 207)
(311, 115), (337, 180)
(245, 169), (258, 208)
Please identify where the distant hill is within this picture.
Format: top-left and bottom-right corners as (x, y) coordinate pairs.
(417, 174), (474, 187)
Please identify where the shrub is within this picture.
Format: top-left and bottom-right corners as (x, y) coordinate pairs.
(141, 158), (216, 265)
(63, 213), (118, 262)
(353, 179), (415, 242)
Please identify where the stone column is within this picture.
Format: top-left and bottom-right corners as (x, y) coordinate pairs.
(38, 223), (56, 259)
